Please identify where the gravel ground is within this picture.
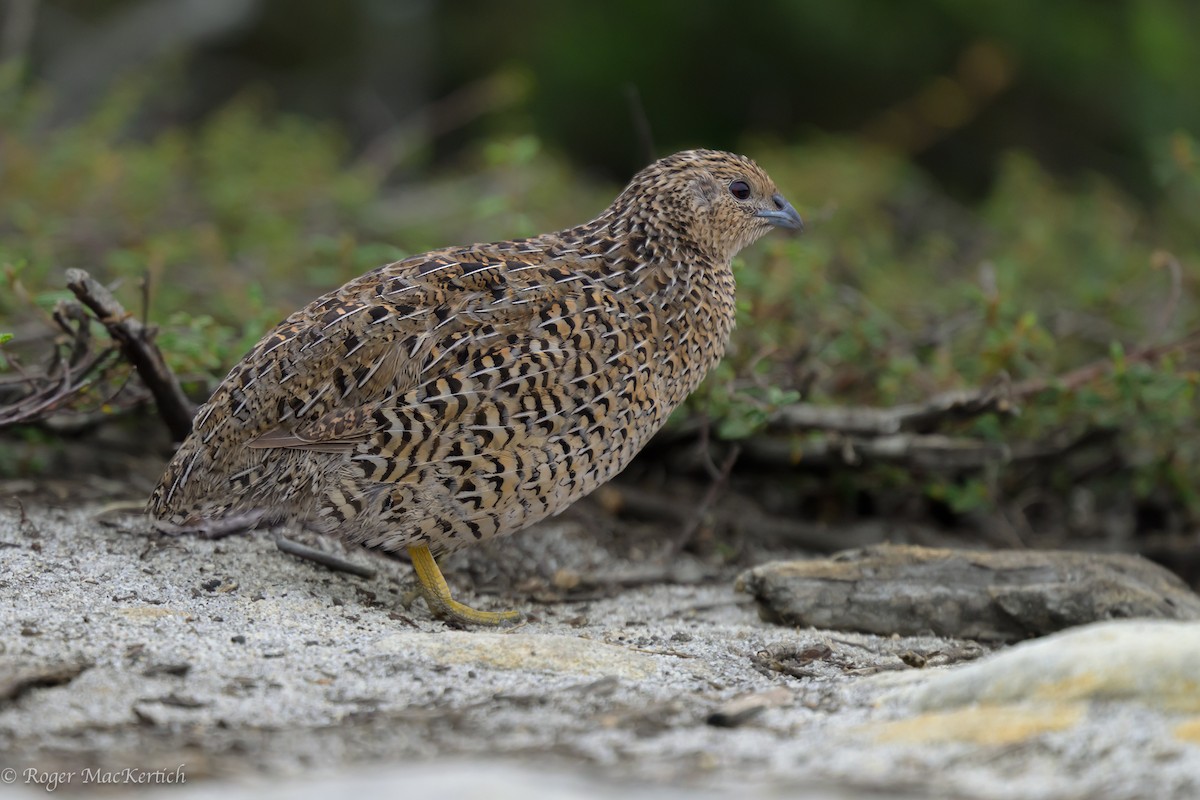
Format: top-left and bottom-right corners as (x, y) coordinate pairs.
(3, 497), (1200, 799)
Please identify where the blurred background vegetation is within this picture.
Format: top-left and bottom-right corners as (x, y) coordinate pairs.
(1, 0), (1197, 557)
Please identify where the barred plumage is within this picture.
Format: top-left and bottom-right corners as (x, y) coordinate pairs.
(149, 149), (802, 624)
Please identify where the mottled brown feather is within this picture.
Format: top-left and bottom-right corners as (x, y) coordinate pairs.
(148, 150), (800, 556)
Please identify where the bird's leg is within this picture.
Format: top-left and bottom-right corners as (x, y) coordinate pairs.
(406, 544), (522, 626)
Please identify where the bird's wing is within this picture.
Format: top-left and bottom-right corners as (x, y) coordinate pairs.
(187, 253), (461, 446)
(227, 250), (624, 454)
(191, 296), (419, 449)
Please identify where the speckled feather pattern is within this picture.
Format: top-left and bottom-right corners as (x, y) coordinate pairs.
(149, 150), (793, 556)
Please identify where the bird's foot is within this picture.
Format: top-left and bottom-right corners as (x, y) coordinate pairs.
(406, 544), (523, 627)
(421, 592), (523, 627)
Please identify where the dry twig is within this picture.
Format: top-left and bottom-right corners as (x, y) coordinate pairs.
(64, 269), (196, 440)
(757, 329), (1200, 473)
(742, 433), (1011, 470)
(769, 376), (1015, 436)
(0, 301), (122, 427)
(671, 443), (740, 553)
(1010, 329), (1200, 398)
(275, 536), (378, 580)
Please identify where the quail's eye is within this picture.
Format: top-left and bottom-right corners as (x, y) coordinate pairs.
(729, 180), (751, 201)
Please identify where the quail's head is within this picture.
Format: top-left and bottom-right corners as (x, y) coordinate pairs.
(615, 149), (803, 263)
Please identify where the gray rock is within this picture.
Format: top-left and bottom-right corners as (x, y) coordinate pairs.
(736, 544), (1200, 641)
(373, 631), (661, 678)
(888, 619), (1200, 712)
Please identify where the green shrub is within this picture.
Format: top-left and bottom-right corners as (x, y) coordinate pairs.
(2, 75), (1196, 526)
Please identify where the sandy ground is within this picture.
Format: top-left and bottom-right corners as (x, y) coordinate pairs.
(3, 496), (1200, 799)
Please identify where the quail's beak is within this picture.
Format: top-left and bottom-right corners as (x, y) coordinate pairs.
(755, 193), (804, 231)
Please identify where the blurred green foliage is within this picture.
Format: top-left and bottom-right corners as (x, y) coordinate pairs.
(438, 0), (1200, 199)
(696, 137), (1199, 522)
(0, 67), (1197, 528)
(24, 1), (1200, 198)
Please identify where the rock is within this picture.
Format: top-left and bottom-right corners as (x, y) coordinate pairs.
(0, 659), (92, 704)
(868, 704), (1085, 746)
(374, 631), (660, 678)
(888, 619), (1200, 713)
(735, 544), (1200, 641)
(706, 686), (793, 727)
(1174, 718), (1200, 744)
(864, 619), (1200, 759)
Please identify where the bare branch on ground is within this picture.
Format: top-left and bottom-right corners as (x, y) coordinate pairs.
(64, 269), (196, 441)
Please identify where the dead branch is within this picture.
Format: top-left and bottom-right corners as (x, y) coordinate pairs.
(742, 433), (1011, 470)
(0, 300), (124, 428)
(275, 536), (378, 580)
(769, 376), (1016, 436)
(767, 328), (1200, 439)
(670, 443), (740, 554)
(740, 423), (1120, 476)
(1010, 329), (1200, 397)
(65, 269), (196, 441)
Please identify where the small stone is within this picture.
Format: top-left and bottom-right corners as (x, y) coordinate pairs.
(142, 663), (191, 678)
(707, 686), (792, 728)
(552, 568), (582, 590)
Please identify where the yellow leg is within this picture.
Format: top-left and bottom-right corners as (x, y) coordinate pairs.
(407, 544), (522, 626)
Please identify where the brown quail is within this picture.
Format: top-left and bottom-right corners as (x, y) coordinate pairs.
(148, 149), (802, 625)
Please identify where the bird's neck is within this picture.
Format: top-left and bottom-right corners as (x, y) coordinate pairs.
(537, 214), (739, 408)
(541, 214), (728, 304)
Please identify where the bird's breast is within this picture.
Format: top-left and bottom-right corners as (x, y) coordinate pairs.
(642, 260), (738, 413)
